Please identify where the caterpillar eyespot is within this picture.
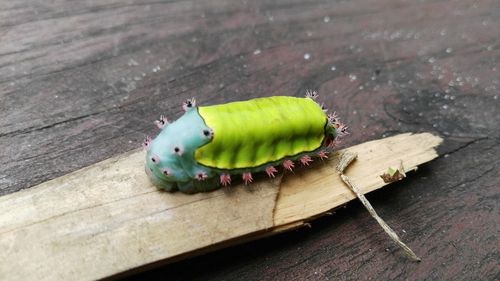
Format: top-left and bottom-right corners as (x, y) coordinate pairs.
(144, 93), (347, 194)
(151, 155), (159, 164)
(195, 172), (208, 181)
(173, 146), (183, 156)
(161, 168), (171, 176)
(202, 129), (214, 139)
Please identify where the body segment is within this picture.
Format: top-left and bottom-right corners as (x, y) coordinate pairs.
(196, 96), (329, 170)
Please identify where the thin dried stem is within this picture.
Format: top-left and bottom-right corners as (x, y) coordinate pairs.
(336, 151), (421, 262)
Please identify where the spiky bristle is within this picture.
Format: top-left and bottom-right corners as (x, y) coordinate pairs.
(220, 174), (231, 186)
(337, 123), (349, 137)
(265, 166), (278, 178)
(300, 155), (313, 166)
(305, 90), (319, 100)
(318, 150), (329, 160)
(182, 98), (196, 111)
(142, 136), (152, 150)
(283, 160), (295, 171)
(155, 115), (169, 129)
(242, 172), (253, 185)
(327, 112), (338, 124)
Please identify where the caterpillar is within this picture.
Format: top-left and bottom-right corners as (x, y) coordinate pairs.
(143, 91), (348, 194)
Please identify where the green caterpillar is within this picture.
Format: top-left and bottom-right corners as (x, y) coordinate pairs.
(144, 92), (348, 193)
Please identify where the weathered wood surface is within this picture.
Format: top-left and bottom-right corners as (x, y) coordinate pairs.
(0, 133), (440, 281)
(0, 0), (498, 280)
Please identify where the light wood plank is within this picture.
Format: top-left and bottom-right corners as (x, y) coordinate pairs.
(0, 133), (442, 280)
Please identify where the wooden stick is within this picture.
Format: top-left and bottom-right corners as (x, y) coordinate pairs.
(0, 133), (442, 281)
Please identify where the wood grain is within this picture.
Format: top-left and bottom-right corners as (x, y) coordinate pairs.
(274, 133), (441, 226)
(1, 0), (499, 280)
(0, 133), (440, 280)
(0, 150), (281, 281)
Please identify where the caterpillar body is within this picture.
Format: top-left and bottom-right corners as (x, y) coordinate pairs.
(144, 92), (347, 194)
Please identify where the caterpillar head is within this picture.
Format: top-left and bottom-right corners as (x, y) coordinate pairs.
(144, 107), (214, 191)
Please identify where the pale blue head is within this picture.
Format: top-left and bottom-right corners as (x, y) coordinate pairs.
(144, 108), (214, 192)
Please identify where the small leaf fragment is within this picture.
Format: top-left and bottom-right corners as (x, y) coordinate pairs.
(380, 161), (406, 183)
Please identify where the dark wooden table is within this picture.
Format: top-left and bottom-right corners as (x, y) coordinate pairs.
(1, 1), (498, 280)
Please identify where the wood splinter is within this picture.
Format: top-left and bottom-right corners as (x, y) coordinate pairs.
(336, 151), (421, 262)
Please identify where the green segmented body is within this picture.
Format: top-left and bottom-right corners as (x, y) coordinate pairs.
(144, 94), (344, 194)
(196, 96), (328, 170)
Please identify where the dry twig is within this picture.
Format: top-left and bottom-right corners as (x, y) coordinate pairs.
(336, 151), (421, 262)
